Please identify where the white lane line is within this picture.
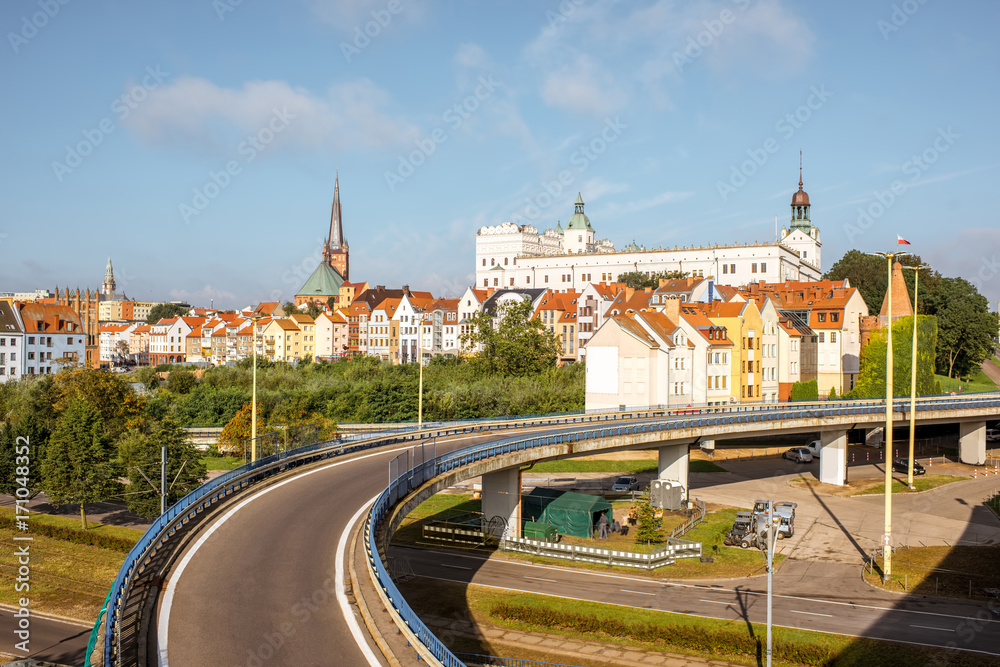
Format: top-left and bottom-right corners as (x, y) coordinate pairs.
(336, 497), (382, 666)
(699, 599), (732, 605)
(911, 625), (956, 632)
(158, 446), (408, 667)
(441, 564), (472, 570)
(621, 589), (656, 596)
(791, 610), (832, 617)
(524, 576), (557, 582)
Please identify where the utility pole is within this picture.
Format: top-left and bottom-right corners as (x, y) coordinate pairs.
(160, 445), (166, 516)
(766, 499), (774, 667)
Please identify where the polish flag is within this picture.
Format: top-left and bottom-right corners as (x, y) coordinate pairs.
(897, 235), (911, 245)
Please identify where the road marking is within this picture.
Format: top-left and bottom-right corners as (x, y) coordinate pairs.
(336, 497), (383, 666)
(157, 447), (408, 667)
(699, 599), (732, 605)
(791, 610), (832, 617)
(621, 589), (655, 596)
(911, 625), (956, 632)
(441, 564), (472, 570)
(524, 576), (557, 582)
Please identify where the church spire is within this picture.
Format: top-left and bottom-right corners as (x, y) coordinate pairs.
(102, 257), (116, 298)
(329, 171), (344, 249)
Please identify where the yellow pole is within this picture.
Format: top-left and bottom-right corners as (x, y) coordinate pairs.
(907, 270), (919, 488)
(251, 317), (258, 462)
(883, 254), (893, 582)
(418, 315), (423, 427)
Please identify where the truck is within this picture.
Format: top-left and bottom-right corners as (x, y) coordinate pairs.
(726, 501), (796, 549)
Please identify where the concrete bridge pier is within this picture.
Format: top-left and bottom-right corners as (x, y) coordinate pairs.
(658, 444), (689, 500)
(818, 430), (848, 486)
(959, 421), (987, 465)
(481, 468), (521, 538)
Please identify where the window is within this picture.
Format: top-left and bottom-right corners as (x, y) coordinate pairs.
(67, 337), (73, 345)
(831, 312), (839, 322)
(493, 278), (498, 286)
(544, 275), (549, 283)
(830, 332), (837, 343)
(481, 259), (486, 266)
(761, 262), (767, 273)
(28, 352), (34, 360)
(819, 332), (825, 343)
(818, 312), (826, 322)
(504, 257), (508, 265)
(722, 264), (728, 274)
(751, 263), (757, 273)
(28, 337), (34, 345)
(491, 258), (495, 266)
(731, 264), (736, 273)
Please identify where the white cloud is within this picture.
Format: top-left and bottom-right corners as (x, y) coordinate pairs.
(123, 76), (419, 154)
(540, 54), (627, 117)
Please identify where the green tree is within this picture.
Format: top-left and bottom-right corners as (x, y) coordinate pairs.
(145, 302), (189, 325)
(460, 298), (561, 376)
(216, 403), (273, 456)
(616, 270), (689, 290)
(166, 369), (197, 395)
(282, 300), (297, 316)
(922, 277), (997, 379)
(851, 316), (937, 397)
(326, 296), (337, 312)
(41, 399), (120, 529)
(633, 501), (664, 545)
(0, 414), (49, 498)
(305, 301), (322, 319)
(118, 417), (208, 519)
(53, 367), (147, 440)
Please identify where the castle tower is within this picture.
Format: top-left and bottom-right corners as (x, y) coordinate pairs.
(101, 257), (116, 298)
(322, 172), (349, 280)
(563, 193), (595, 254)
(779, 153), (822, 271)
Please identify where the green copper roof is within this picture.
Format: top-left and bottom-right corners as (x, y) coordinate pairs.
(554, 222), (564, 235)
(296, 262), (344, 297)
(565, 192), (594, 232)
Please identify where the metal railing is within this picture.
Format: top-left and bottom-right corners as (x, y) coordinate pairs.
(500, 535), (701, 569)
(364, 393), (1000, 667)
(670, 498), (707, 539)
(92, 392), (1000, 666)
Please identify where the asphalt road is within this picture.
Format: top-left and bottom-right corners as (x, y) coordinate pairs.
(392, 546), (1000, 656)
(0, 608), (91, 666)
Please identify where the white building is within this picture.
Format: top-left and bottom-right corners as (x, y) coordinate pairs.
(476, 180), (822, 292)
(17, 303), (85, 376)
(0, 302), (24, 382)
(99, 324), (136, 366)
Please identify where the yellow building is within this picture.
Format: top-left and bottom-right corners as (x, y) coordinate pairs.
(702, 299), (763, 403)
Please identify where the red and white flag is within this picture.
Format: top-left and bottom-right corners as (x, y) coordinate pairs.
(897, 234), (911, 245)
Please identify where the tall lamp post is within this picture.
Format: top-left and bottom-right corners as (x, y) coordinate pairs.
(902, 264), (929, 488)
(417, 312), (424, 427)
(250, 315), (261, 462)
(872, 250), (908, 582)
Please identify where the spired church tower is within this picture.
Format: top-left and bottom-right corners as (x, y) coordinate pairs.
(780, 153), (822, 271)
(101, 257), (117, 299)
(322, 173), (349, 280)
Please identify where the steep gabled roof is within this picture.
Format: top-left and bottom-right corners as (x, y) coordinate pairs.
(296, 262), (345, 298)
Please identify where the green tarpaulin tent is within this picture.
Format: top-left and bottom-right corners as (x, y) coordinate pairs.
(521, 488), (613, 538)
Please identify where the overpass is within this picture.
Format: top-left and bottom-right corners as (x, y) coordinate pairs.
(89, 393), (1000, 666)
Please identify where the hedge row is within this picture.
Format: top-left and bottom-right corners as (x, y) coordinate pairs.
(0, 514), (138, 553)
(489, 602), (835, 665)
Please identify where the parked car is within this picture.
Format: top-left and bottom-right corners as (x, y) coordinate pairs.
(891, 458), (925, 475)
(611, 476), (639, 492)
(782, 447), (813, 463)
(987, 428), (1000, 442)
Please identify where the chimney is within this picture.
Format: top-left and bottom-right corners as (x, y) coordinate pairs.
(625, 286), (635, 302)
(686, 277), (694, 286)
(663, 296), (681, 324)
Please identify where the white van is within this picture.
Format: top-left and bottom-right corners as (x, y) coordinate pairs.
(805, 440), (821, 458)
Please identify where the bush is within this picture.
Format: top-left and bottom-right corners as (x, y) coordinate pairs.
(0, 513), (136, 552)
(827, 386), (837, 400)
(789, 379), (818, 401)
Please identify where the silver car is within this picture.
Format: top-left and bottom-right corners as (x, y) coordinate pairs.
(782, 447), (813, 463)
(611, 475), (639, 492)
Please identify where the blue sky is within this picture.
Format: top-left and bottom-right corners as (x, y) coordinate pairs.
(2, 0), (999, 310)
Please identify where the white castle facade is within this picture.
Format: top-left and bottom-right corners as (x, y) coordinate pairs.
(476, 176), (822, 292)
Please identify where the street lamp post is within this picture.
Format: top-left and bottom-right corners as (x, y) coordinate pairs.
(418, 313), (424, 427)
(902, 264), (929, 488)
(250, 315), (261, 462)
(872, 250), (908, 582)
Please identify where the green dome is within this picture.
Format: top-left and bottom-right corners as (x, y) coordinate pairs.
(565, 193), (594, 232)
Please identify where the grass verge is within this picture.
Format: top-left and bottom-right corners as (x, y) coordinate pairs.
(0, 507), (141, 620)
(399, 579), (996, 667)
(851, 474), (963, 495)
(201, 455), (243, 471)
(935, 372), (998, 394)
(863, 545), (1000, 599)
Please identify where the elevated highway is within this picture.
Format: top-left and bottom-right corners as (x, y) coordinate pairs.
(90, 394), (1000, 666)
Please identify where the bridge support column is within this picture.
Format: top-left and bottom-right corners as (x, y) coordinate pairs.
(818, 430), (847, 486)
(481, 468), (520, 539)
(658, 444), (689, 499)
(959, 421), (986, 466)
